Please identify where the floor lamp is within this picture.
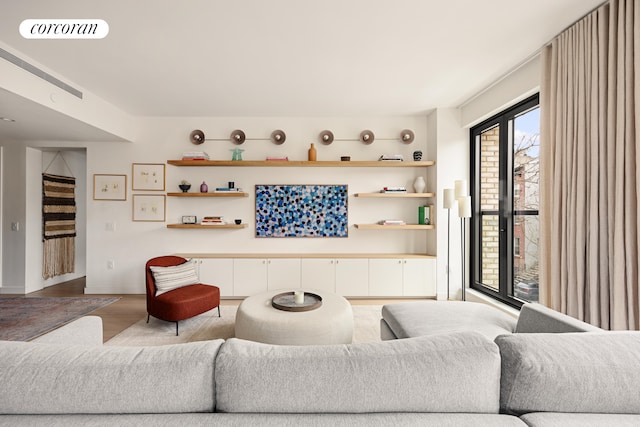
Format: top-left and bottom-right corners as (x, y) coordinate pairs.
(458, 195), (471, 301)
(454, 180), (469, 301)
(443, 188), (456, 300)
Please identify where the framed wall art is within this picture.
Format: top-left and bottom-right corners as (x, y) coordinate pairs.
(132, 163), (165, 191)
(132, 194), (166, 222)
(93, 174), (127, 200)
(255, 184), (348, 237)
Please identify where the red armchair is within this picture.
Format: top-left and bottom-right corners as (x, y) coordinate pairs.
(145, 255), (220, 335)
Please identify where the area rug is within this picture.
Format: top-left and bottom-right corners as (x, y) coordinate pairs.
(106, 305), (382, 346)
(0, 296), (119, 341)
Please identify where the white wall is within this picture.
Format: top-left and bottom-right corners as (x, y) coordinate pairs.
(1, 141), (27, 293)
(0, 144), (87, 294)
(83, 116), (433, 294)
(460, 55), (541, 128)
(430, 109), (469, 300)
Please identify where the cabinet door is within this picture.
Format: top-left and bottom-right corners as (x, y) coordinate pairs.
(402, 258), (437, 297)
(301, 258), (336, 293)
(335, 259), (369, 297)
(368, 258), (403, 296)
(196, 258), (234, 298)
(267, 258), (301, 291)
(233, 259), (268, 296)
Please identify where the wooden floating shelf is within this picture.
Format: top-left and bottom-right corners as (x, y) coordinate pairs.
(167, 223), (248, 229)
(167, 192), (249, 198)
(167, 160), (435, 167)
(354, 192), (436, 198)
(354, 224), (435, 230)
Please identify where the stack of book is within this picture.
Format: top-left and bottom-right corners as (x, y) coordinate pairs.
(182, 151), (210, 160)
(266, 156), (289, 161)
(201, 216), (225, 225)
(380, 186), (407, 193)
(378, 219), (406, 226)
(378, 154), (404, 161)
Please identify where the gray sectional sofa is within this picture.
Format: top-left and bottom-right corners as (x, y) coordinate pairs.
(380, 301), (603, 340)
(0, 305), (639, 426)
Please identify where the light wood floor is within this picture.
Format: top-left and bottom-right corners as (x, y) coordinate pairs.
(25, 277), (426, 342)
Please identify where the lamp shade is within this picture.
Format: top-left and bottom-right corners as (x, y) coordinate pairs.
(458, 196), (472, 218)
(443, 188), (456, 209)
(454, 180), (468, 198)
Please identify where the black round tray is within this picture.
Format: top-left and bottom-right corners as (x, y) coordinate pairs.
(271, 291), (323, 312)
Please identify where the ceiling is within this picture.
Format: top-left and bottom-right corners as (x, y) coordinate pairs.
(0, 0), (605, 141)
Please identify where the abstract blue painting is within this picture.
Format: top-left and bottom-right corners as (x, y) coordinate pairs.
(255, 185), (348, 237)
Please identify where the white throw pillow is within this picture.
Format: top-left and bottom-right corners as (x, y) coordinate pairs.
(150, 259), (199, 296)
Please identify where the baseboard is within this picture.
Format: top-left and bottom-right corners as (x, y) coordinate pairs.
(84, 286), (143, 295)
(0, 285), (27, 295)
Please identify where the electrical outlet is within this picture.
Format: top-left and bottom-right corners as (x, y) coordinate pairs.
(107, 260), (115, 269)
(105, 222), (116, 231)
(11, 222), (19, 231)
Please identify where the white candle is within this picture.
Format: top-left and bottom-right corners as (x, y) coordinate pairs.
(294, 291), (304, 304)
(443, 188), (456, 209)
(458, 196), (472, 218)
(454, 180), (468, 198)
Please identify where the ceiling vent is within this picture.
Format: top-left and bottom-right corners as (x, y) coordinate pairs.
(0, 47), (83, 99)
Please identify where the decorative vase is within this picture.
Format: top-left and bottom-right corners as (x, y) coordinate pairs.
(200, 181), (208, 193)
(413, 150), (423, 161)
(308, 143), (317, 161)
(413, 176), (426, 193)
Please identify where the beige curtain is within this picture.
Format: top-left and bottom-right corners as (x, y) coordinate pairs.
(540, 0), (639, 330)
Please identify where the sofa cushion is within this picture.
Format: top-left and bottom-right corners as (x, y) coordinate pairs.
(150, 259), (200, 295)
(215, 332), (502, 414)
(0, 340), (223, 414)
(515, 303), (603, 333)
(496, 332), (640, 415)
(31, 315), (103, 346)
(520, 413), (640, 427)
(0, 413), (529, 427)
(382, 301), (517, 340)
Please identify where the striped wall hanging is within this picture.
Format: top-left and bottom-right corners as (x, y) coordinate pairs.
(42, 173), (76, 279)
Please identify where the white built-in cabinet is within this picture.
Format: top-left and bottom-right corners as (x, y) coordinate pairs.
(301, 259), (336, 293)
(232, 259), (267, 296)
(300, 258), (369, 296)
(196, 257), (302, 297)
(267, 258), (301, 291)
(335, 259), (370, 296)
(368, 258), (436, 297)
(195, 258), (233, 297)
(186, 254), (434, 298)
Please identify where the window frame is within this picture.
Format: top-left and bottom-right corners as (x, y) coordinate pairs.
(470, 93), (539, 308)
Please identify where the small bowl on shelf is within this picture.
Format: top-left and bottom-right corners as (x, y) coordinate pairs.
(178, 184), (191, 192)
(234, 219), (242, 225)
(340, 156), (351, 162)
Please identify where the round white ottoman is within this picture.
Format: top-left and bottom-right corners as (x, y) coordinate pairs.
(235, 289), (354, 345)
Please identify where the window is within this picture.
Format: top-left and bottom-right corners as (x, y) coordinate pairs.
(470, 94), (539, 307)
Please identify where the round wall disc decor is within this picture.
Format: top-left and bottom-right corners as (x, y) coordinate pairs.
(230, 129), (246, 145)
(359, 130), (375, 145)
(270, 130), (286, 145)
(189, 129), (205, 145)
